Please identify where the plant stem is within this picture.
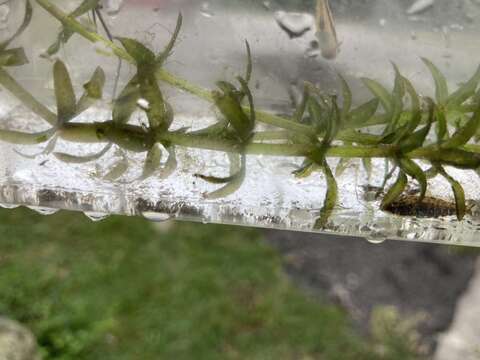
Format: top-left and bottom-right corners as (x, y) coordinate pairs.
(55, 123), (478, 161)
(0, 68), (57, 125)
(34, 0), (313, 136)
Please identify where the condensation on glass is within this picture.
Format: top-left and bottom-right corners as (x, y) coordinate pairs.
(1, 0), (480, 245)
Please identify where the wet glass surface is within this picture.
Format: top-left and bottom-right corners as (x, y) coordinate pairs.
(1, 0), (480, 245)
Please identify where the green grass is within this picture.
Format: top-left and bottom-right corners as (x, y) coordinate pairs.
(0, 208), (421, 359)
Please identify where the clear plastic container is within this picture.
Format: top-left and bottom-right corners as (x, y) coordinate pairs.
(1, 0), (480, 245)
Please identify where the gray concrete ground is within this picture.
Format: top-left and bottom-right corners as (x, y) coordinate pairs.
(435, 258), (480, 360)
(264, 229), (479, 355)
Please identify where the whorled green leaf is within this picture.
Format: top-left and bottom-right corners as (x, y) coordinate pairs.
(0, 128), (54, 145)
(237, 76), (255, 133)
(441, 105), (480, 149)
(70, 0), (101, 18)
(155, 13), (183, 66)
(44, 0), (100, 57)
(54, 60), (76, 124)
(398, 158), (427, 202)
(216, 81), (241, 99)
(362, 158), (372, 180)
(293, 85), (309, 123)
(430, 148), (480, 169)
(213, 85), (252, 142)
(346, 98), (379, 127)
(380, 171), (407, 210)
(103, 155), (129, 181)
(117, 37), (155, 65)
(244, 40), (252, 84)
(76, 66), (106, 115)
(361, 78), (393, 114)
(112, 77), (140, 125)
(293, 160), (316, 178)
(0, 48), (28, 67)
(158, 146), (178, 179)
(314, 161), (338, 229)
(111, 14), (182, 125)
(335, 158), (352, 177)
(447, 65), (480, 107)
(323, 96), (340, 143)
(141, 143), (162, 179)
(337, 73), (352, 118)
(389, 63), (405, 130)
(138, 65), (167, 130)
(389, 77), (422, 145)
(425, 166), (439, 179)
(13, 134), (58, 159)
(437, 166), (466, 220)
(197, 154), (246, 199)
(474, 88), (480, 107)
(53, 144), (112, 164)
(44, 33), (65, 57)
(435, 104), (448, 143)
(308, 97), (340, 166)
(307, 96), (327, 132)
(378, 160), (395, 193)
(403, 76), (420, 113)
(0, 0), (32, 51)
(83, 67), (105, 99)
(118, 37), (169, 130)
(399, 100), (434, 153)
(422, 58), (449, 104)
(196, 153), (241, 184)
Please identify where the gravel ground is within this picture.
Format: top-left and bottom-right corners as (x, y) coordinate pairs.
(264, 230), (478, 354)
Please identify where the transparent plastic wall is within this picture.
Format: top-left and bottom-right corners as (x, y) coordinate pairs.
(1, 0), (480, 245)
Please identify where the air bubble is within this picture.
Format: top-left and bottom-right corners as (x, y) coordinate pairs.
(0, 203), (19, 209)
(200, 2), (215, 18)
(274, 11), (312, 39)
(141, 211), (172, 223)
(27, 206), (59, 215)
(366, 237), (386, 245)
(101, 0), (124, 16)
(84, 211), (109, 222)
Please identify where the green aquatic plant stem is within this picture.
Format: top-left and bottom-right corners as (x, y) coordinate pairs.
(35, 0), (133, 62)
(1, 119), (475, 164)
(34, 0), (314, 136)
(0, 68), (57, 125)
(34, 0), (477, 137)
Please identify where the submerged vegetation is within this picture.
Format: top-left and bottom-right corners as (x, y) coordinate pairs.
(1, 0), (480, 228)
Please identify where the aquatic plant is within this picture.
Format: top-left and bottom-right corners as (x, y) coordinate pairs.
(1, 0), (480, 228)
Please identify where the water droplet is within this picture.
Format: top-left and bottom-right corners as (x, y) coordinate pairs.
(137, 98), (150, 111)
(141, 211), (172, 223)
(27, 206), (59, 216)
(200, 2), (215, 18)
(0, 203), (19, 209)
(101, 0), (124, 16)
(0, 3), (11, 30)
(366, 237), (386, 245)
(305, 45), (321, 58)
(84, 211), (109, 222)
(274, 11), (312, 39)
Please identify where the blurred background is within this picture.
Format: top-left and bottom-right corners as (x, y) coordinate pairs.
(0, 208), (479, 359)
